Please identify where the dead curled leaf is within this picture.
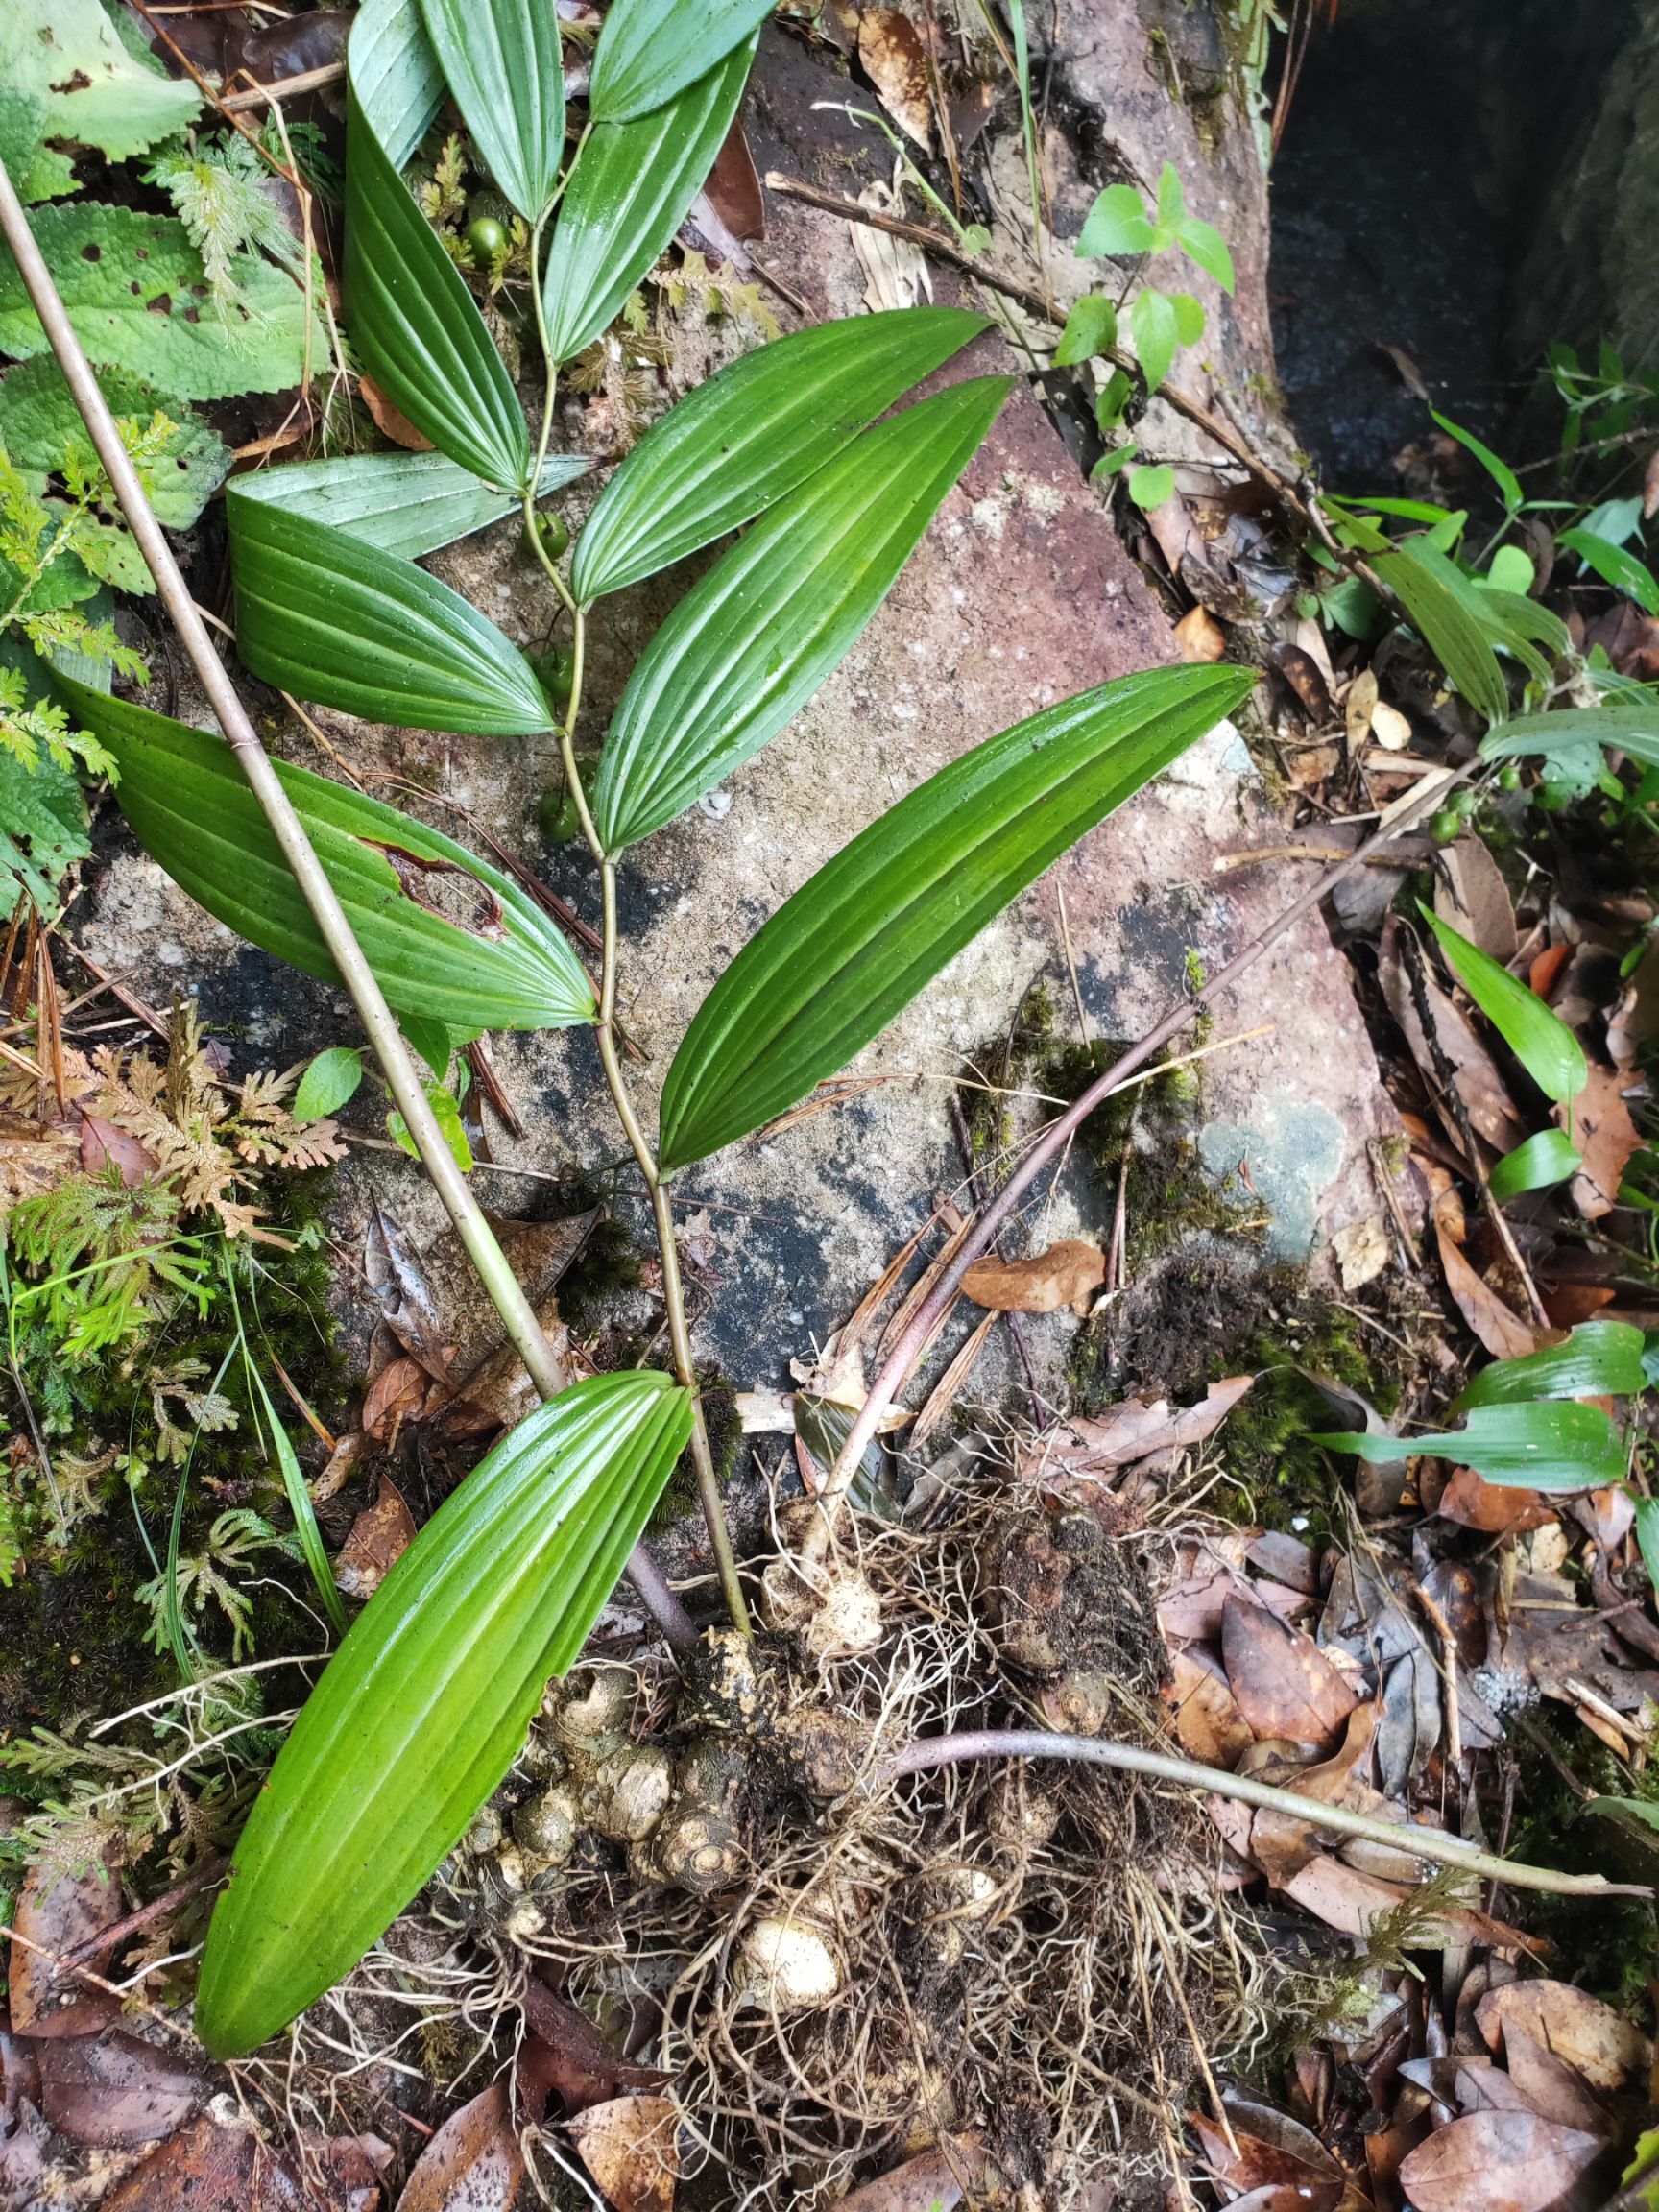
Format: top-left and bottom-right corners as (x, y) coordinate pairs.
(1433, 1214), (1542, 1362)
(1558, 1062), (1640, 1219)
(568, 2094), (680, 2212)
(332, 1473), (417, 1600)
(359, 373), (433, 451)
(961, 1238), (1105, 1319)
(1220, 1597), (1359, 1747)
(360, 1353), (432, 1442)
(36, 2032), (206, 2148)
(1173, 605), (1227, 663)
(1397, 2110), (1601, 2212)
(834, 2135), (993, 2212)
(103, 2115), (308, 2212)
(1166, 1645), (1254, 1767)
(8, 1844), (122, 2036)
(1041, 1376), (1254, 1471)
(1477, 1979), (1651, 2093)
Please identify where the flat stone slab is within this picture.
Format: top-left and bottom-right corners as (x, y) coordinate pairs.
(79, 12), (1401, 1433)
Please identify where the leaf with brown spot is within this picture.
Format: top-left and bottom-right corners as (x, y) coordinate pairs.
(1396, 2111), (1601, 2212)
(856, 10), (933, 149)
(1477, 1980), (1651, 2093)
(398, 2082), (524, 2212)
(1166, 1646), (1254, 1767)
(36, 2031), (206, 2147)
(332, 1474), (417, 1600)
(568, 2095), (680, 2212)
(8, 1842), (122, 2036)
(1558, 1063), (1639, 1220)
(1221, 1597), (1359, 1747)
(962, 1238), (1105, 1319)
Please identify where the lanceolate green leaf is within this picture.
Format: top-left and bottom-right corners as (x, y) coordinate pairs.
(1489, 1127), (1582, 1200)
(349, 0), (445, 168)
(588, 0), (772, 121)
(571, 307), (990, 603)
(1454, 1321), (1646, 1411)
(1313, 1401), (1627, 1490)
(594, 376), (1010, 852)
(229, 451), (589, 565)
(418, 0), (564, 223)
(541, 40), (753, 366)
(195, 1371), (692, 2057)
(61, 682), (595, 1034)
(228, 493), (553, 736)
(1374, 541), (1509, 726)
(344, 90), (531, 491)
(1420, 905), (1588, 1104)
(1559, 525), (1659, 615)
(1483, 706), (1659, 771)
(659, 663), (1257, 1171)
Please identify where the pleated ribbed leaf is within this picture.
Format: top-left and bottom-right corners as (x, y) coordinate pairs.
(571, 307), (990, 603)
(541, 40), (753, 366)
(194, 1372), (692, 2057)
(228, 492), (553, 735)
(592, 376), (1011, 853)
(229, 451), (589, 565)
(344, 88), (531, 491)
(64, 682), (595, 1033)
(418, 0), (565, 222)
(658, 664), (1258, 1170)
(589, 0), (773, 120)
(349, 0), (444, 168)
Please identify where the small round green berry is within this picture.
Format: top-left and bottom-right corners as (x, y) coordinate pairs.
(524, 510), (570, 564)
(466, 215), (506, 268)
(538, 642), (576, 708)
(539, 784), (580, 843)
(1498, 762), (1522, 792)
(1429, 807), (1462, 845)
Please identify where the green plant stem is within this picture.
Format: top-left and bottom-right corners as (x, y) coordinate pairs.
(520, 436), (751, 1642)
(0, 154), (697, 1656)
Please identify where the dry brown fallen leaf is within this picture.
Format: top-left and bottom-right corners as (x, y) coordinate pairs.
(1189, 2099), (1344, 2208)
(1558, 1062), (1640, 1219)
(1380, 917), (1523, 1152)
(1477, 1979), (1651, 2093)
(517, 1978), (671, 2119)
(857, 9), (933, 149)
(360, 1352), (432, 1441)
(961, 1238), (1105, 1319)
(9, 1842), (122, 2036)
(1500, 2031), (1613, 2138)
(1397, 2109), (1601, 2212)
(1433, 1214), (1543, 1361)
(1174, 605), (1227, 662)
(1435, 1465), (1554, 1535)
(1370, 698), (1413, 750)
(1221, 1597), (1359, 1747)
(0, 1108), (81, 1217)
(568, 2094), (680, 2212)
(1435, 834), (1518, 962)
(398, 2082), (524, 2212)
(359, 373), (433, 451)
(36, 2032), (206, 2148)
(332, 1473), (417, 1600)
(834, 2134), (993, 2212)
(103, 2115), (308, 2212)
(1166, 1646), (1254, 1767)
(1043, 1376), (1254, 1471)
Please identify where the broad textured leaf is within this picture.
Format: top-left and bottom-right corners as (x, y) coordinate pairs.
(1421, 906), (1587, 1103)
(0, 358), (228, 528)
(349, 0), (445, 168)
(194, 1372), (692, 2056)
(0, 742), (87, 923)
(61, 682), (596, 1033)
(1489, 1127), (1582, 1199)
(1052, 295), (1117, 366)
(1373, 541), (1509, 725)
(588, 0), (771, 121)
(1314, 1402), (1626, 1490)
(541, 40), (753, 366)
(344, 91), (531, 491)
(1076, 183), (1155, 258)
(228, 492), (553, 735)
(1484, 705), (1659, 770)
(0, 204), (310, 401)
(594, 376), (1010, 853)
(419, 0), (564, 223)
(293, 1046), (365, 1121)
(230, 450), (589, 564)
(659, 663), (1256, 1169)
(1131, 286), (1178, 394)
(1455, 1321), (1646, 1411)
(0, 0), (198, 163)
(571, 306), (989, 602)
